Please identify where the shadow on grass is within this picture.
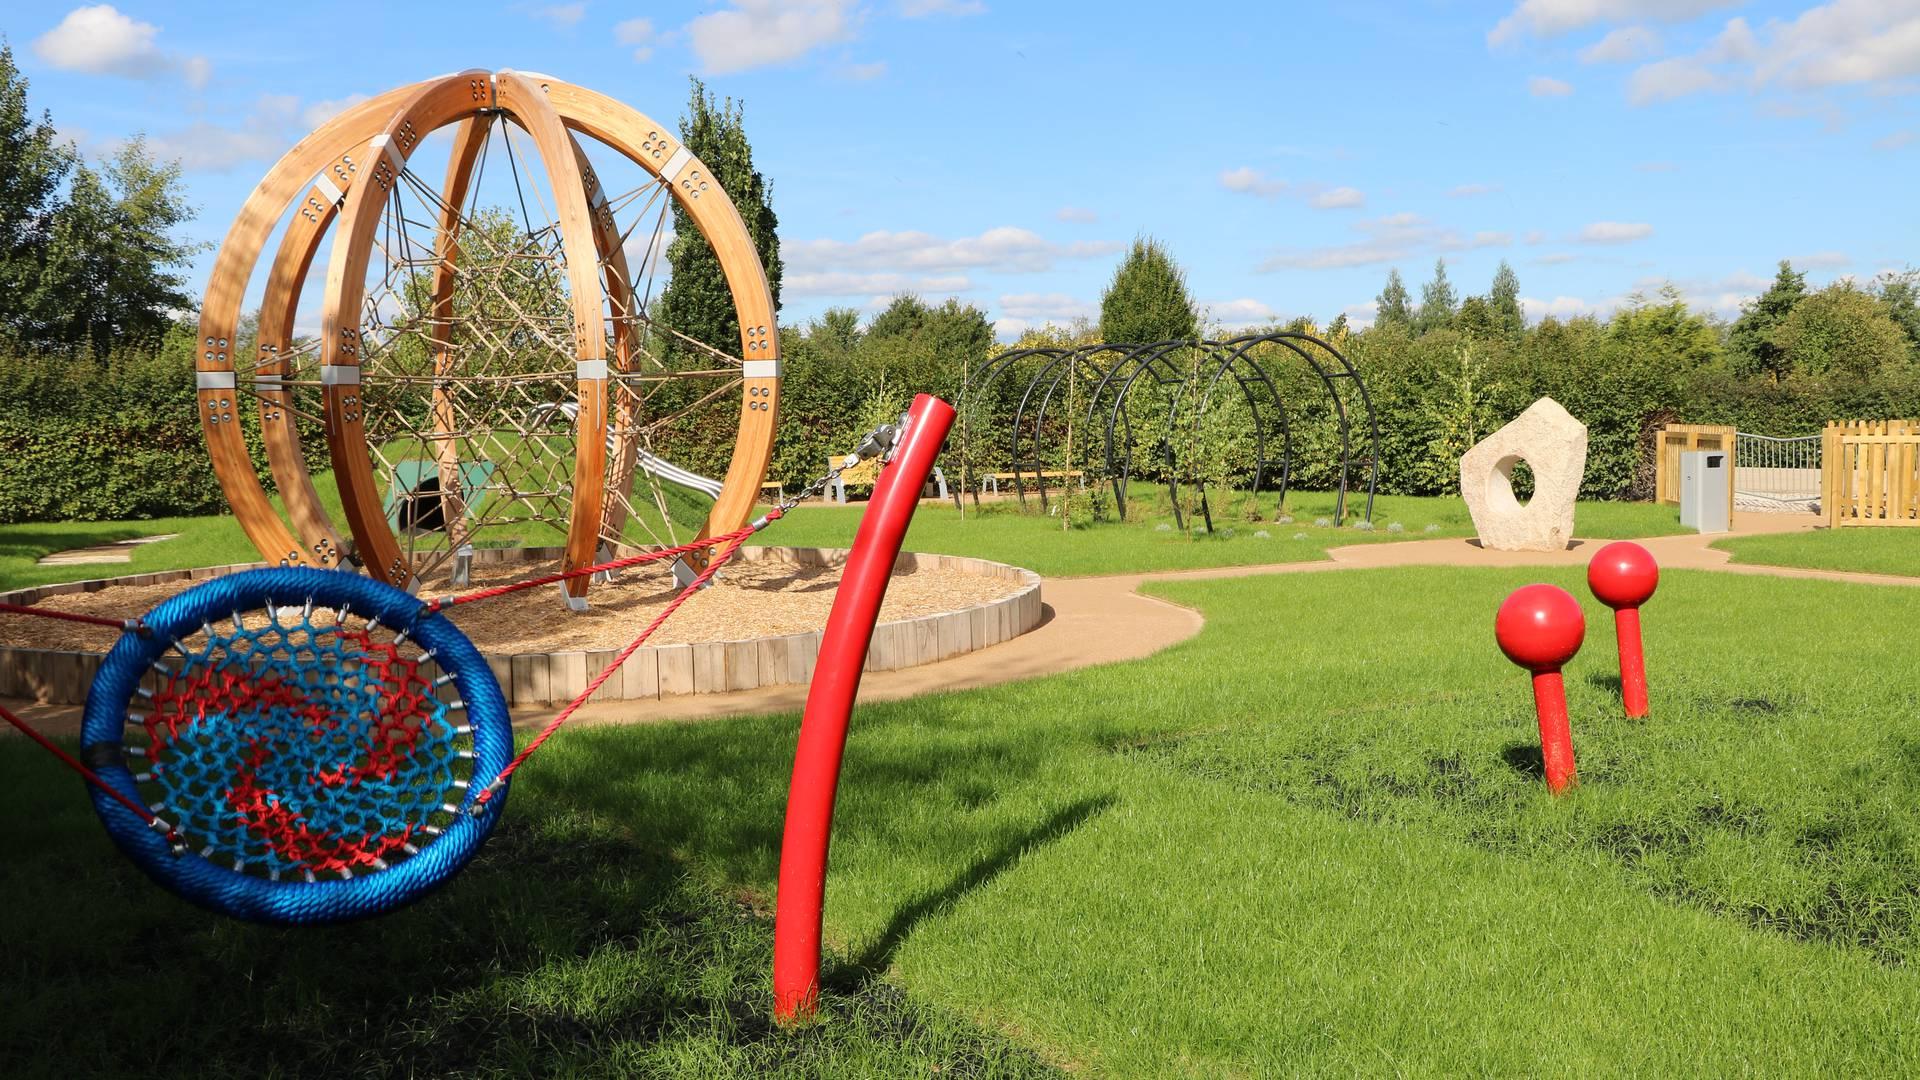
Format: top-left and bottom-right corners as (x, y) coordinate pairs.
(0, 523), (145, 563)
(0, 726), (1061, 1079)
(1500, 742), (1545, 779)
(832, 794), (1117, 990)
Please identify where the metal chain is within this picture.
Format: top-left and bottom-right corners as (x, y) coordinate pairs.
(758, 414), (910, 523)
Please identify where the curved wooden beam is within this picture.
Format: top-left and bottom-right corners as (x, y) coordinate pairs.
(320, 74), (497, 590)
(533, 77), (781, 548)
(196, 79), (448, 568)
(493, 71), (613, 605)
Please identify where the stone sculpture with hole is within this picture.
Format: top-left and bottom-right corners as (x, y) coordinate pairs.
(1459, 397), (1588, 552)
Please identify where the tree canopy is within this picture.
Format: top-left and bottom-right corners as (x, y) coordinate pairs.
(1, 46), (197, 357)
(1375, 268), (1412, 331)
(656, 77), (782, 357)
(1098, 235), (1197, 343)
(1729, 260), (1808, 383)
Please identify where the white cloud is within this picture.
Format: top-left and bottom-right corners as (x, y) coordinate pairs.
(1795, 250), (1852, 268)
(1448, 182), (1502, 197)
(302, 94), (370, 130)
(839, 61), (888, 80)
(686, 1), (856, 74)
(900, 0), (985, 14)
(1220, 167), (1364, 209)
(1534, 252), (1582, 264)
(1489, 0), (1740, 47)
(123, 92), (381, 172)
(1204, 298), (1283, 329)
(615, 17), (657, 61)
(1577, 220), (1655, 243)
(1524, 229), (1549, 243)
(1876, 129), (1916, 148)
(1340, 302), (1379, 330)
(1220, 166), (1288, 198)
(1629, 53), (1730, 103)
(999, 292), (1095, 320)
(33, 5), (209, 86)
(1520, 294), (1627, 321)
(788, 226), (1120, 275)
(1260, 212), (1509, 270)
(1312, 186), (1366, 209)
(995, 292), (1096, 339)
(526, 2), (587, 27)
(1055, 206), (1098, 223)
(1529, 75), (1574, 96)
(142, 121), (287, 172)
(1628, 3), (1920, 105)
(1580, 25), (1662, 63)
(787, 271), (972, 297)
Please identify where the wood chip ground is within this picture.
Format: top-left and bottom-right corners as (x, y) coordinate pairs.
(0, 561), (1023, 654)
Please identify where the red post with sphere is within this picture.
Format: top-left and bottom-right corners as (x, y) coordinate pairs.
(1586, 541), (1658, 719)
(1495, 584), (1586, 795)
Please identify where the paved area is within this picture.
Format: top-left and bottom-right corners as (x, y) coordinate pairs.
(34, 534), (177, 566)
(11, 510), (1913, 740)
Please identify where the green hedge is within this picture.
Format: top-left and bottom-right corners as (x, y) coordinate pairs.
(0, 329), (305, 523)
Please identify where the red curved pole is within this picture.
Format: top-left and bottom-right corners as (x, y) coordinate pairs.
(772, 393), (956, 1022)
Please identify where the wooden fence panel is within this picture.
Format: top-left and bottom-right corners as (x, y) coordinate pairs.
(1827, 432), (1920, 526)
(1655, 424), (1736, 523)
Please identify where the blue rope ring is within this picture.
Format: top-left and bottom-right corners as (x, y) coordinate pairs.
(80, 567), (512, 924)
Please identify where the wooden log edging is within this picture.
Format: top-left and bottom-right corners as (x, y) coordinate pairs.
(0, 548), (1044, 706)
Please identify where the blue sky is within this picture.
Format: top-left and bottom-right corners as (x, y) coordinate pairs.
(8, 0), (1919, 339)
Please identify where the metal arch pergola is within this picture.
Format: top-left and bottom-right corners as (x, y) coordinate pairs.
(959, 332), (1379, 529)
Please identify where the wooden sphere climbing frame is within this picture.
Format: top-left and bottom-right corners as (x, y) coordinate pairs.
(195, 70), (780, 604)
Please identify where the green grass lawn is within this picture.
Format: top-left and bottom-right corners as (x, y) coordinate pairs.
(0, 470), (710, 594)
(762, 491), (1685, 578)
(7, 565), (1919, 1074)
(1714, 526), (1920, 578)
(0, 488), (1684, 590)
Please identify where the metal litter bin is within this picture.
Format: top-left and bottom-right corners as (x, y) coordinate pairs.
(1679, 450), (1730, 533)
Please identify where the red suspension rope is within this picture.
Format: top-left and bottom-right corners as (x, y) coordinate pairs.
(425, 522), (764, 612)
(474, 526), (757, 803)
(0, 701), (180, 844)
(0, 601), (144, 634)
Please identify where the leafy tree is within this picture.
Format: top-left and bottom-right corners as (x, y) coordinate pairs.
(1416, 258), (1457, 334)
(808, 306), (862, 356)
(1729, 260), (1807, 383)
(1375, 268), (1412, 331)
(1099, 235), (1197, 343)
(25, 139), (199, 357)
(1326, 311), (1350, 340)
(0, 42), (76, 349)
(1490, 259), (1524, 339)
(1769, 281), (1911, 381)
(1455, 295), (1499, 340)
(656, 78), (782, 356)
(866, 293), (929, 340)
(1870, 270), (1920, 358)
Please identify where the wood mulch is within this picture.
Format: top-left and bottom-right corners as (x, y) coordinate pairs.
(0, 559), (1023, 654)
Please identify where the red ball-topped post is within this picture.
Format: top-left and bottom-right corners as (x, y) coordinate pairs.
(1495, 584), (1586, 795)
(1586, 541), (1658, 719)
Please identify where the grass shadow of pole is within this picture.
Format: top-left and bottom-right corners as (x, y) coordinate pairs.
(828, 794), (1117, 991)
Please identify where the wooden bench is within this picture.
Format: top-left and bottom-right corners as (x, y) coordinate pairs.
(979, 469), (1084, 495)
(828, 457), (947, 503)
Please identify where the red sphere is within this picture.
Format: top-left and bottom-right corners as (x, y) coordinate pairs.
(1587, 541), (1659, 610)
(1495, 584), (1586, 673)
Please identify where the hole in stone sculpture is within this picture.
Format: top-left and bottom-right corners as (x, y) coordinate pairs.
(1488, 454), (1537, 511)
